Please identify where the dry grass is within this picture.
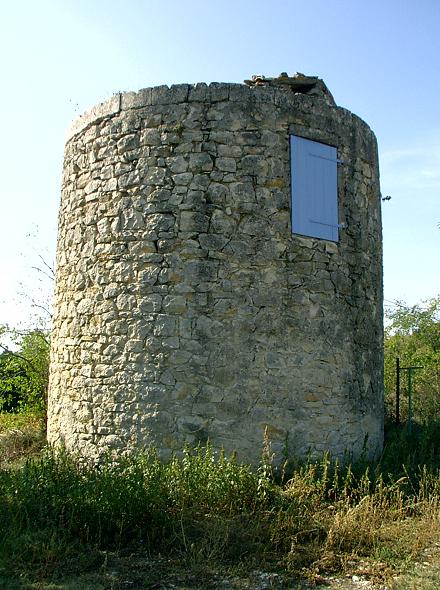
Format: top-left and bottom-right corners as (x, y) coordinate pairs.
(0, 411), (46, 468)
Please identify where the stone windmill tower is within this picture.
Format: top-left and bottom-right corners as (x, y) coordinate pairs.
(48, 73), (383, 464)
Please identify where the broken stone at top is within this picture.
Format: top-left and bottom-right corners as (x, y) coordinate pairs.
(244, 72), (336, 106)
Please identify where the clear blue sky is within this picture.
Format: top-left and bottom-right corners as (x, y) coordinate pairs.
(0, 0), (439, 328)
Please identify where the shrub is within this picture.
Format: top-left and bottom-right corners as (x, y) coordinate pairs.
(0, 328), (49, 413)
(384, 297), (440, 424)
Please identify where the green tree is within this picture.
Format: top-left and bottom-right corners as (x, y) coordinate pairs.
(384, 297), (440, 423)
(0, 327), (49, 413)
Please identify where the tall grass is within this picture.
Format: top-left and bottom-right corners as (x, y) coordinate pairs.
(1, 423), (440, 585)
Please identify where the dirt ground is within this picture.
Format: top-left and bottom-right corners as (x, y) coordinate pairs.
(16, 544), (439, 590)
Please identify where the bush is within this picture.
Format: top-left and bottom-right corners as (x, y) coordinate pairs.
(0, 328), (49, 413)
(384, 297), (440, 423)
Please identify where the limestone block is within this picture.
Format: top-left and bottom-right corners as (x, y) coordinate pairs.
(180, 211), (209, 233)
(189, 153), (213, 172)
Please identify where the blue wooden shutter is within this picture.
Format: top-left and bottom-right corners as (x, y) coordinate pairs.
(290, 135), (339, 242)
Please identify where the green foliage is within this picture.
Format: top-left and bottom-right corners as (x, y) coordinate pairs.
(1, 434), (440, 586)
(384, 297), (440, 423)
(380, 421), (440, 478)
(0, 327), (49, 413)
(0, 352), (28, 412)
(0, 444), (271, 580)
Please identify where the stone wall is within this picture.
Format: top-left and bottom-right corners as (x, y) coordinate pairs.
(47, 78), (383, 465)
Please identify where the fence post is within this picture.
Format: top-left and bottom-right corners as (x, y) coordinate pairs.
(396, 357), (400, 425)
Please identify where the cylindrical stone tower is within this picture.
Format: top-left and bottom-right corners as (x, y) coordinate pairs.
(48, 73), (383, 464)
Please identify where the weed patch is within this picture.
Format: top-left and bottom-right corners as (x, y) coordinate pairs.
(1, 422), (440, 588)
